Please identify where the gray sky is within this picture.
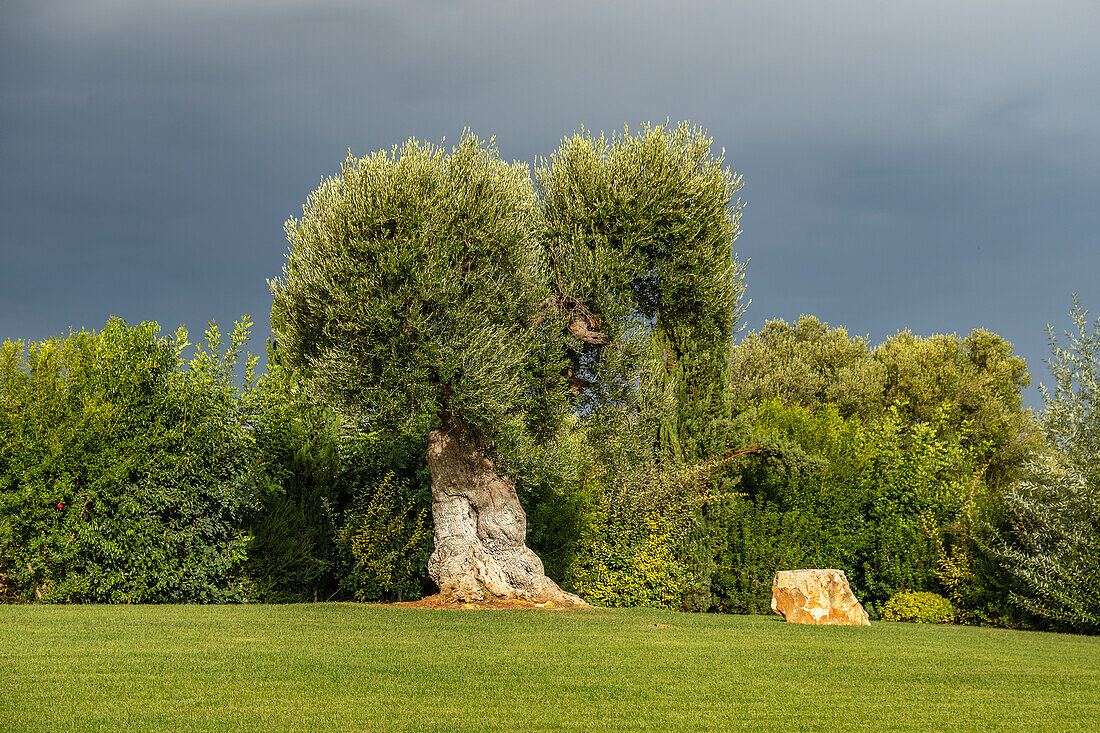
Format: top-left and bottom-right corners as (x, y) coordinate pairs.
(3, 1), (1098, 409)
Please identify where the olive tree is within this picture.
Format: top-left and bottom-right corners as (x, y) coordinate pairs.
(269, 134), (581, 604)
(536, 122), (746, 463)
(536, 123), (747, 609)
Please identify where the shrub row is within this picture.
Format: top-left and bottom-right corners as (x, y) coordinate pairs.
(2, 313), (1096, 636)
(0, 319), (433, 604)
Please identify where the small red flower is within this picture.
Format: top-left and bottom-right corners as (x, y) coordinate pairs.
(57, 502), (64, 510)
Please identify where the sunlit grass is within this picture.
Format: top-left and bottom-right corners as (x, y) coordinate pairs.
(2, 604), (1097, 732)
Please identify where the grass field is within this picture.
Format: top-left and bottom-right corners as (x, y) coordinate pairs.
(1, 604), (1098, 732)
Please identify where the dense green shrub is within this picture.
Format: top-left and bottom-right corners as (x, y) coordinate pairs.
(245, 362), (436, 603)
(245, 401), (345, 603)
(333, 429), (435, 600)
(881, 591), (956, 623)
(705, 402), (870, 612)
(564, 473), (695, 609)
(515, 439), (590, 585)
(0, 318), (261, 603)
(859, 403), (987, 603)
(558, 416), (730, 608)
(700, 398), (992, 615)
(708, 493), (815, 614)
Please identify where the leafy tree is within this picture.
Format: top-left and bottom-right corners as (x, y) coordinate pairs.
(875, 328), (1036, 487)
(536, 122), (746, 463)
(729, 315), (886, 420)
(729, 318), (1034, 489)
(537, 123), (747, 609)
(269, 133), (578, 603)
(994, 297), (1100, 632)
(271, 124), (748, 606)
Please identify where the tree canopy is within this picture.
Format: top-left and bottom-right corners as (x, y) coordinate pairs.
(270, 133), (564, 446)
(537, 122), (746, 462)
(268, 124), (748, 604)
(729, 316), (1035, 489)
(730, 315), (885, 421)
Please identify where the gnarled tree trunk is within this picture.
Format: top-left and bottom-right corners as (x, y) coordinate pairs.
(425, 422), (585, 605)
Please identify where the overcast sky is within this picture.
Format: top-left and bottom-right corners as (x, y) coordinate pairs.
(2, 1), (1098, 408)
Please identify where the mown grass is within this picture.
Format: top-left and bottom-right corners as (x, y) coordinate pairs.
(1, 604), (1097, 732)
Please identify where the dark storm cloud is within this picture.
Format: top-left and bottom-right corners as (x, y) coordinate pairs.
(2, 1), (1098, 406)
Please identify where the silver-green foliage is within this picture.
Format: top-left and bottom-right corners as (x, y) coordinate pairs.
(537, 123), (744, 332)
(270, 125), (748, 607)
(998, 297), (1100, 632)
(1041, 298), (1100, 483)
(270, 133), (564, 444)
(536, 123), (747, 605)
(536, 122), (746, 426)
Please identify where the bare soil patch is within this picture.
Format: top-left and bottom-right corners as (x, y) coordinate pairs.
(393, 593), (590, 610)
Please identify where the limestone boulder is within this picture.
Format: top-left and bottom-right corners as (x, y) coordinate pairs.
(771, 568), (870, 626)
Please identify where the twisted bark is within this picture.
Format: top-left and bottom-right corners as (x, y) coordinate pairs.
(425, 422), (586, 605)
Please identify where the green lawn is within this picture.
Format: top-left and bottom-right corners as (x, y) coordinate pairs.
(1, 604), (1097, 732)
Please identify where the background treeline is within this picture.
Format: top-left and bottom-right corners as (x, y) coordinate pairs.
(3, 306), (1096, 633)
(1, 124), (1096, 634)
